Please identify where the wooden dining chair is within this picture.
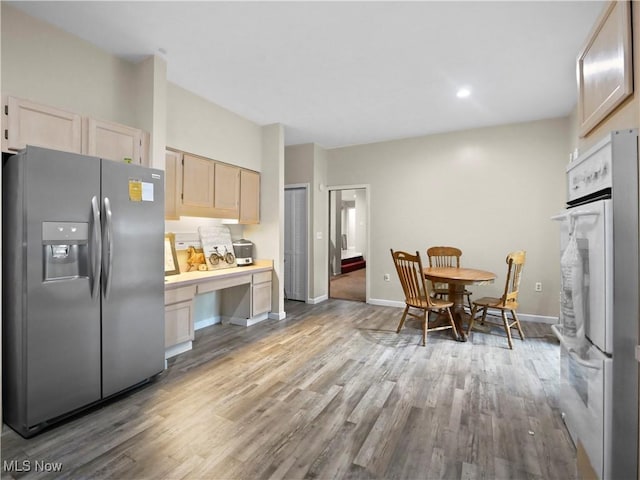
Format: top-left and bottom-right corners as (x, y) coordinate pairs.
(426, 246), (473, 310)
(390, 249), (458, 346)
(466, 250), (526, 349)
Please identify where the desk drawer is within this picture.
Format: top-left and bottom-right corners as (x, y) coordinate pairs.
(165, 285), (196, 305)
(253, 271), (272, 284)
(197, 274), (251, 294)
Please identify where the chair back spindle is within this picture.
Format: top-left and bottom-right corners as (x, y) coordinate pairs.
(501, 251), (526, 306)
(427, 246), (462, 268)
(391, 250), (432, 306)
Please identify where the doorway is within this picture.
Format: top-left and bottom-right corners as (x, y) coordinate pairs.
(328, 187), (368, 302)
(284, 185), (308, 302)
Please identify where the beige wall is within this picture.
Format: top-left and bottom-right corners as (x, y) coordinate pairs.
(326, 117), (570, 318)
(136, 55), (167, 169)
(285, 144), (314, 185)
(313, 145), (329, 300)
(166, 83), (262, 172)
(245, 124), (286, 318)
(2, 5), (139, 127)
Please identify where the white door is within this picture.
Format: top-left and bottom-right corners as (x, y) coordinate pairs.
(285, 187), (308, 301)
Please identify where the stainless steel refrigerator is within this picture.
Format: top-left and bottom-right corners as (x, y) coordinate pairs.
(3, 145), (165, 437)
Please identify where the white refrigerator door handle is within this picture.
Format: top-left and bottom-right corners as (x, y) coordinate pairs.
(550, 209), (601, 221)
(103, 197), (114, 299)
(90, 196), (102, 300)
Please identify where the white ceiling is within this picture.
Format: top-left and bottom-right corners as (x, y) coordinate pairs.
(9, 1), (605, 149)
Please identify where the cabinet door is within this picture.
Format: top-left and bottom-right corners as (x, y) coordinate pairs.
(165, 301), (194, 348)
(4, 96), (82, 153)
(181, 153), (215, 216)
(165, 150), (181, 220)
(213, 162), (240, 218)
(252, 281), (272, 316)
(239, 169), (260, 224)
(86, 118), (143, 164)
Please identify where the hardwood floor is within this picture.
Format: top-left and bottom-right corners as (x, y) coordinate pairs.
(1, 299), (575, 479)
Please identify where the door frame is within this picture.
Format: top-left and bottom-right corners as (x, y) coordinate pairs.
(284, 183), (310, 303)
(327, 184), (370, 303)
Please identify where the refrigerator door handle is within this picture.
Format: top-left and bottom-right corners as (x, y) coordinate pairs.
(103, 196), (114, 299)
(90, 195), (102, 299)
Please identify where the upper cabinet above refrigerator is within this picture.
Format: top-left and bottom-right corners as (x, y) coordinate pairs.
(2, 96), (149, 165)
(2, 96), (83, 154)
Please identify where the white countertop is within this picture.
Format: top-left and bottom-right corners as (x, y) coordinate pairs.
(164, 259), (273, 289)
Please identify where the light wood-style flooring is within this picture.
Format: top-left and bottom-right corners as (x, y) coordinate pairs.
(1, 299), (575, 479)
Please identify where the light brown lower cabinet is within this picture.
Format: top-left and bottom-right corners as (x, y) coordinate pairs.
(164, 285), (196, 353)
(252, 271), (272, 317)
(164, 266), (273, 356)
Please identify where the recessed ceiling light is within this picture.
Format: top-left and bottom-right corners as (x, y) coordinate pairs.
(457, 88), (471, 98)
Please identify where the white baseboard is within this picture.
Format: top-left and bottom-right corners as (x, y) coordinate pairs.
(369, 299), (558, 324)
(165, 341), (192, 359)
(308, 294), (328, 304)
(513, 313), (558, 324)
(195, 316), (221, 331)
(269, 311), (287, 320)
(225, 312), (270, 327)
(368, 298), (405, 308)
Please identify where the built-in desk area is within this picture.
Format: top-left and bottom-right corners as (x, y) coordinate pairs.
(164, 260), (273, 358)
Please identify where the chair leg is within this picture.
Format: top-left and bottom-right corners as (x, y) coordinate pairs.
(421, 310), (427, 346)
(466, 304), (479, 336)
(466, 293), (472, 311)
(501, 310), (514, 349)
(445, 307), (458, 340)
(397, 305), (410, 333)
(480, 307), (488, 325)
(511, 310), (525, 340)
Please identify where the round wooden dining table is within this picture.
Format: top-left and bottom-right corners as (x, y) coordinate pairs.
(423, 267), (496, 341)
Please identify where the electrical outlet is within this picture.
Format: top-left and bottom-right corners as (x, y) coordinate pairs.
(535, 282), (542, 292)
(384, 273), (390, 282)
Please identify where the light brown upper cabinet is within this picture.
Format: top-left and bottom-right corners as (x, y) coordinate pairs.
(2, 96), (149, 165)
(180, 153), (216, 217)
(168, 147), (260, 222)
(213, 162), (240, 219)
(165, 150), (182, 220)
(85, 118), (148, 165)
(577, 1), (632, 137)
(239, 169), (260, 224)
(3, 96), (82, 154)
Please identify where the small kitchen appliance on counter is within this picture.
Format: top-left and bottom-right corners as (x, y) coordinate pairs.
(232, 239), (254, 265)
